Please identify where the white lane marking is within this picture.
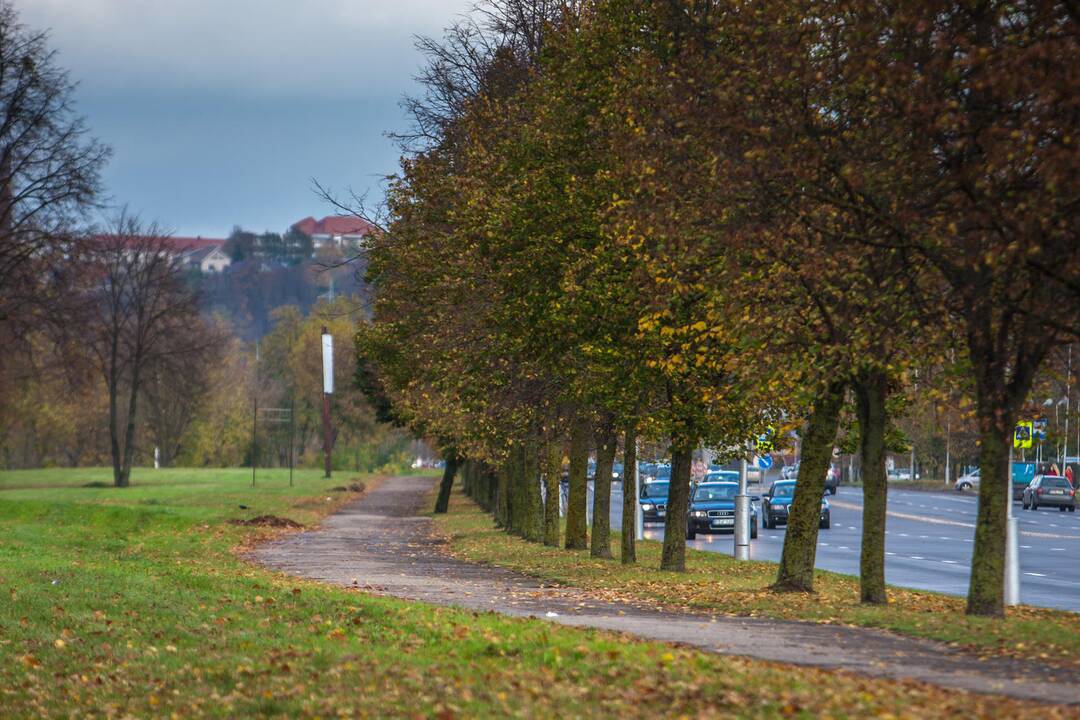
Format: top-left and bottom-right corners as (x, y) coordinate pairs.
(831, 499), (1080, 540)
(919, 535), (930, 539)
(939, 536), (951, 540)
(838, 546), (850, 550)
(941, 560), (958, 564)
(1025, 572), (1047, 577)
(899, 533), (909, 537)
(819, 542), (829, 546)
(910, 556), (925, 560)
(885, 551), (896, 556)
(1020, 545), (1033, 549)
(847, 525), (857, 530)
(1051, 548), (1066, 551)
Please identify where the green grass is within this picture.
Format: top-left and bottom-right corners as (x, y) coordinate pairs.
(0, 468), (1070, 718)
(435, 489), (1080, 668)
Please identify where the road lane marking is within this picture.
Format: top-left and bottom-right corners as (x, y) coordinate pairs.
(829, 499), (1080, 539)
(941, 560), (958, 564)
(1025, 572), (1047, 577)
(910, 556), (924, 560)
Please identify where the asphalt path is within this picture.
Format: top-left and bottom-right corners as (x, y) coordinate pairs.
(589, 480), (1080, 613)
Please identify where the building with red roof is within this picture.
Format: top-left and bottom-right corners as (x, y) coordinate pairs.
(290, 215), (374, 249)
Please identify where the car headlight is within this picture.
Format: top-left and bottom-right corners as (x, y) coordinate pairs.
(642, 503), (655, 511)
(692, 510), (707, 518)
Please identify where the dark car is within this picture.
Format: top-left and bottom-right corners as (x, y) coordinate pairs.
(639, 480), (670, 524)
(1022, 475), (1076, 512)
(761, 480), (831, 529)
(685, 482), (758, 540)
(824, 465), (840, 495)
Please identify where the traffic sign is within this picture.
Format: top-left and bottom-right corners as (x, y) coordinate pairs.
(1014, 421), (1033, 449)
(1033, 418), (1048, 441)
(755, 426), (776, 454)
(756, 455), (773, 470)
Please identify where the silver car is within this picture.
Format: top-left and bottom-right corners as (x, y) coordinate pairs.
(1022, 475), (1076, 512)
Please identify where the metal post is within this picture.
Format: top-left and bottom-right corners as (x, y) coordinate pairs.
(634, 442), (644, 541)
(322, 391), (332, 479)
(289, 398), (295, 487)
(945, 419), (951, 487)
(735, 448), (750, 560)
(252, 395), (257, 488)
(1005, 442), (1020, 606)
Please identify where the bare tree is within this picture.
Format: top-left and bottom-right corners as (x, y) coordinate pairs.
(143, 317), (227, 467)
(0, 1), (109, 335)
(84, 213), (209, 487)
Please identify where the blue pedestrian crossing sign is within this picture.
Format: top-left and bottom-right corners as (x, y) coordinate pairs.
(755, 426), (776, 454)
(756, 455), (773, 470)
(1014, 421), (1033, 449)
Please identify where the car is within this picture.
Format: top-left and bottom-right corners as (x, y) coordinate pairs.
(1022, 475), (1076, 512)
(888, 468), (912, 481)
(685, 482), (758, 540)
(640, 462), (671, 484)
(781, 463), (799, 480)
(639, 480), (670, 524)
(954, 468), (979, 492)
(824, 465), (840, 495)
(761, 481), (831, 530)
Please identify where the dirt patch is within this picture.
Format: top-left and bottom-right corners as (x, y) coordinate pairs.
(230, 515), (304, 529)
(329, 481), (366, 492)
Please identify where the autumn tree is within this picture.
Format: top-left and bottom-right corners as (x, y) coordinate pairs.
(84, 215), (211, 487)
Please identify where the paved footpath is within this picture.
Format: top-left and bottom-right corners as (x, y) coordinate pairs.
(253, 476), (1079, 705)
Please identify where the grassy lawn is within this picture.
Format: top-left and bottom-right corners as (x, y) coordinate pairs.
(434, 488), (1080, 669)
(0, 468), (1071, 718)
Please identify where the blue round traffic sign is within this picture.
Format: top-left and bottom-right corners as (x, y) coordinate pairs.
(756, 455), (773, 470)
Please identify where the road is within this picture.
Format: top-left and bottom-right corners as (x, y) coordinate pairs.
(588, 480), (1080, 613)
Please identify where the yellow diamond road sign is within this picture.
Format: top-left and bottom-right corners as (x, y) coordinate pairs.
(1014, 421), (1033, 449)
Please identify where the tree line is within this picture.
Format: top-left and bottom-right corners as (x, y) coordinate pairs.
(0, 2), (408, 481)
(356, 0), (1079, 618)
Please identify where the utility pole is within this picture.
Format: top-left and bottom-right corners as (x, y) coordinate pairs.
(1005, 441), (1019, 606)
(734, 442), (750, 561)
(321, 327), (334, 479)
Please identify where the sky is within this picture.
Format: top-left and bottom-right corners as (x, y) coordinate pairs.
(20, 0), (473, 237)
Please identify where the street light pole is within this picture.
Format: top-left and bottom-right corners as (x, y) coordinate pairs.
(1005, 442), (1019, 606)
(321, 327), (334, 479)
(734, 443), (750, 561)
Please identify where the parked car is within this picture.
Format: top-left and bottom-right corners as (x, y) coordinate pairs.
(781, 463), (799, 480)
(639, 480), (670, 524)
(640, 463), (671, 484)
(954, 468), (980, 492)
(1022, 475), (1076, 512)
(888, 468), (912, 481)
(685, 482), (758, 540)
(761, 481), (831, 529)
(705, 469), (740, 483)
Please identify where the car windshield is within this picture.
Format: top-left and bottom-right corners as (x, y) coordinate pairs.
(693, 484), (737, 501)
(1043, 477), (1070, 488)
(772, 483), (795, 498)
(641, 482), (669, 499)
(654, 467), (671, 480)
(706, 471), (738, 482)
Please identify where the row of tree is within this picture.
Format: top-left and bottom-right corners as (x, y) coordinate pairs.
(356, 0), (1079, 618)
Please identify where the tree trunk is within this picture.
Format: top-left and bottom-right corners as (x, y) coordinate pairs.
(621, 424), (638, 564)
(543, 438), (562, 547)
(509, 445), (526, 536)
(434, 453), (459, 514)
(966, 417), (1011, 616)
(522, 437), (544, 542)
(660, 441), (693, 572)
(564, 414), (590, 550)
(773, 380), (845, 592)
(854, 368), (888, 604)
(117, 362), (143, 488)
(590, 416), (617, 559)
(495, 461), (510, 528)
